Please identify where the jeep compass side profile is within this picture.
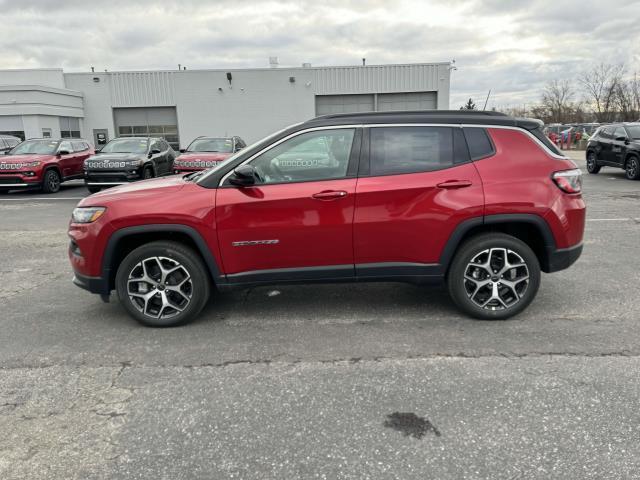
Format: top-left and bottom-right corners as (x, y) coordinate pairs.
(69, 111), (585, 327)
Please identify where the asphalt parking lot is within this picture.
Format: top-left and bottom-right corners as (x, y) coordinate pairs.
(1, 151), (639, 479)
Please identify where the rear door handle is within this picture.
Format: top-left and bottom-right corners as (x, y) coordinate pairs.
(437, 180), (472, 189)
(312, 190), (348, 200)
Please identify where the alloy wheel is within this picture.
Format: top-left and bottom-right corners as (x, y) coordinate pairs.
(627, 158), (639, 179)
(48, 172), (60, 191)
(127, 256), (193, 319)
(587, 153), (596, 169)
(463, 248), (530, 311)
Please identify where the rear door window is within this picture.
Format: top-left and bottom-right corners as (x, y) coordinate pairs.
(369, 126), (454, 176)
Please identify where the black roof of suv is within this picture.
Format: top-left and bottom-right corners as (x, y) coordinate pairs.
(307, 110), (543, 130)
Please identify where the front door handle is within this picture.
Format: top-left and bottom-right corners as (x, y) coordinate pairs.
(312, 190), (348, 200)
(437, 180), (472, 189)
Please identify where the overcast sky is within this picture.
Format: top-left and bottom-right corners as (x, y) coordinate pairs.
(1, 0), (639, 109)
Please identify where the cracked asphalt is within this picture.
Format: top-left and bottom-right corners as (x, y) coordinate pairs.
(1, 154), (640, 479)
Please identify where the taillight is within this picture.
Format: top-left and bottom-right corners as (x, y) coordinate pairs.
(552, 169), (582, 193)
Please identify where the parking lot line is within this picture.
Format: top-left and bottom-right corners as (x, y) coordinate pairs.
(586, 218), (637, 222)
(0, 197), (82, 201)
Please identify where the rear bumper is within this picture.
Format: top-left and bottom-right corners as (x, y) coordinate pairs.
(544, 242), (583, 273)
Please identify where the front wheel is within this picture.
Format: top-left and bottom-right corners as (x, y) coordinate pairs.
(586, 151), (601, 174)
(625, 156), (640, 180)
(115, 241), (211, 327)
(143, 166), (154, 179)
(41, 169), (61, 193)
(447, 233), (541, 320)
(87, 186), (101, 194)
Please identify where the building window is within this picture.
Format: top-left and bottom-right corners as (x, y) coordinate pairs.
(0, 131), (25, 141)
(118, 124), (179, 151)
(59, 117), (81, 139)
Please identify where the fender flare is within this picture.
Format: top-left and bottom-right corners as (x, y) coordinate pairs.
(438, 213), (556, 272)
(101, 224), (226, 290)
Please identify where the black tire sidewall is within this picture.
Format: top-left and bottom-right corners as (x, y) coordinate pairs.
(143, 166), (154, 179)
(626, 156), (640, 180)
(115, 241), (210, 327)
(42, 169), (61, 193)
(586, 151), (600, 174)
(447, 233), (541, 320)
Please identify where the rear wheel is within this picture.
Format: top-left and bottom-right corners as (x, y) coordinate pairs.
(115, 241), (211, 327)
(625, 156), (640, 180)
(447, 233), (541, 320)
(41, 169), (61, 193)
(586, 151), (601, 174)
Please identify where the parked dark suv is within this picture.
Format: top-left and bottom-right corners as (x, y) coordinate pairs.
(84, 137), (176, 193)
(586, 123), (640, 179)
(69, 111), (585, 327)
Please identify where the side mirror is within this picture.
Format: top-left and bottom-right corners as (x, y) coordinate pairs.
(228, 164), (257, 186)
(58, 150), (70, 156)
(235, 146), (244, 152)
(179, 148), (186, 153)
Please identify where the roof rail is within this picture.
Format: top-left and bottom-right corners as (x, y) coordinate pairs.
(316, 110), (509, 120)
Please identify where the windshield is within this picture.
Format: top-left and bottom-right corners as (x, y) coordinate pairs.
(100, 138), (149, 154)
(187, 138), (233, 153)
(10, 140), (59, 155)
(627, 126), (640, 139)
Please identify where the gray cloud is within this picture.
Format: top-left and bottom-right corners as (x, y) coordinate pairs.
(0, 0), (638, 108)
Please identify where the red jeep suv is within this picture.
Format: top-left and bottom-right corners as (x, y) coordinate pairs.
(173, 136), (246, 174)
(68, 111), (585, 327)
(1, 138), (93, 193)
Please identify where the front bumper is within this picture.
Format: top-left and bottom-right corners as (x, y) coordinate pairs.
(84, 168), (144, 186)
(0, 174), (41, 189)
(544, 242), (583, 273)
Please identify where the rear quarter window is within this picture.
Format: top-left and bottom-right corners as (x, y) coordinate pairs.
(530, 127), (562, 156)
(462, 128), (495, 160)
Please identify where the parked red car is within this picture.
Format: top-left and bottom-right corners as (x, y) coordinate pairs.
(173, 136), (246, 174)
(69, 111), (585, 327)
(0, 138), (93, 193)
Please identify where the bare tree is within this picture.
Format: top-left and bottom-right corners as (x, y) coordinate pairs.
(579, 63), (624, 122)
(541, 79), (575, 123)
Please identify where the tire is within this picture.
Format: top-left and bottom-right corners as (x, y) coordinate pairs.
(447, 233), (541, 320)
(143, 166), (154, 179)
(625, 156), (640, 180)
(87, 186), (101, 194)
(115, 241), (211, 327)
(586, 150), (601, 174)
(41, 169), (61, 193)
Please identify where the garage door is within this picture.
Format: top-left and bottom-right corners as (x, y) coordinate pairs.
(315, 94), (375, 116)
(113, 107), (179, 150)
(377, 92), (437, 112)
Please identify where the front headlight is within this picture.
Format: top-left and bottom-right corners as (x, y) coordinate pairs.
(23, 161), (41, 167)
(71, 207), (106, 223)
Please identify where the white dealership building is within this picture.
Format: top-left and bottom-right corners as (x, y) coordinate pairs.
(0, 62), (451, 150)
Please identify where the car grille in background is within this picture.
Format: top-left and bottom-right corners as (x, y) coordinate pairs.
(86, 161), (128, 169)
(177, 161), (221, 168)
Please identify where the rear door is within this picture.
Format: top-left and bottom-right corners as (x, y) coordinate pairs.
(216, 127), (360, 281)
(599, 127), (615, 163)
(71, 141), (91, 176)
(353, 125), (484, 278)
(57, 140), (75, 178)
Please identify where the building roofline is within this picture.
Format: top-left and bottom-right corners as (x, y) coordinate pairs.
(61, 62), (451, 76)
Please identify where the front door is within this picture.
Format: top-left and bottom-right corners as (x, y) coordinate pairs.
(353, 126), (484, 277)
(57, 140), (76, 178)
(216, 127), (360, 281)
(611, 126), (628, 166)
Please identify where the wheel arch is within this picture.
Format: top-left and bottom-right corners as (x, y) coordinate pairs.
(624, 151), (639, 165)
(102, 224), (225, 291)
(440, 214), (557, 275)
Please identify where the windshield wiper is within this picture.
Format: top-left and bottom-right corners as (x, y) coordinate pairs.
(184, 171), (205, 182)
